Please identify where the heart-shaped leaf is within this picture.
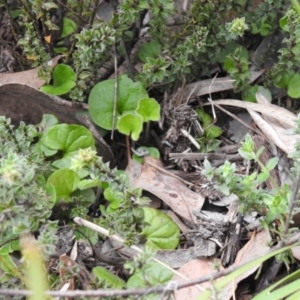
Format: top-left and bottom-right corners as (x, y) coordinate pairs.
(138, 41), (161, 63)
(47, 169), (80, 202)
(40, 64), (76, 95)
(44, 124), (95, 169)
(142, 207), (180, 250)
(117, 113), (143, 141)
(136, 98), (160, 122)
(88, 74), (148, 130)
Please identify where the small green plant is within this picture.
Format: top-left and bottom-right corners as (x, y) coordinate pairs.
(267, 8), (300, 97)
(40, 64), (76, 96)
(195, 109), (222, 153)
(88, 74), (160, 141)
(202, 133), (289, 229)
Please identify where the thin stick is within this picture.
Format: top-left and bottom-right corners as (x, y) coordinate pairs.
(73, 217), (194, 283)
(126, 135), (131, 165)
(111, 44), (118, 139)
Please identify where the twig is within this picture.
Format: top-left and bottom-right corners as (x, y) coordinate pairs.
(111, 44), (118, 139)
(73, 217), (192, 282)
(1, 232), (300, 298)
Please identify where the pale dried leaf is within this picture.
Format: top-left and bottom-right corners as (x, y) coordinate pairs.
(291, 244), (300, 260)
(179, 70), (265, 103)
(219, 230), (271, 300)
(248, 110), (290, 153)
(69, 240), (78, 261)
(173, 258), (223, 300)
(127, 157), (205, 224)
(208, 99), (296, 128)
(0, 55), (61, 89)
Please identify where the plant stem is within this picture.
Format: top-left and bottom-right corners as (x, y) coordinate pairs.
(126, 135), (131, 165)
(145, 121), (150, 141)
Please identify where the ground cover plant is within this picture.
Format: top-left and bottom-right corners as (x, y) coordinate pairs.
(2, 0), (300, 299)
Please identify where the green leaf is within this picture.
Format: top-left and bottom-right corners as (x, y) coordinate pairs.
(136, 98), (160, 122)
(76, 226), (98, 245)
(103, 187), (124, 212)
(117, 113), (143, 141)
(34, 114), (59, 156)
(93, 266), (126, 289)
(217, 41), (240, 64)
(78, 179), (101, 190)
(40, 64), (76, 95)
(132, 146), (160, 164)
(138, 41), (161, 63)
(266, 157), (279, 171)
(242, 85), (258, 102)
(44, 124), (95, 153)
(252, 269), (300, 300)
(257, 171), (270, 183)
(141, 207), (180, 250)
(61, 17), (77, 38)
(47, 169), (80, 202)
(205, 125), (222, 139)
(88, 74), (149, 130)
(127, 262), (173, 295)
(288, 73), (300, 98)
(196, 108), (212, 127)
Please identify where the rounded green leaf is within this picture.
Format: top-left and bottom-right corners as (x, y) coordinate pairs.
(47, 169), (80, 202)
(288, 73), (300, 99)
(136, 98), (160, 122)
(141, 207), (180, 250)
(61, 17), (77, 37)
(93, 266), (126, 289)
(117, 113), (143, 141)
(205, 125), (222, 139)
(40, 64), (76, 95)
(132, 146), (160, 164)
(88, 74), (149, 130)
(138, 41), (161, 63)
(44, 124), (95, 153)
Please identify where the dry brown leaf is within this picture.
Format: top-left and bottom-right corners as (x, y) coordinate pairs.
(219, 229), (271, 300)
(177, 70), (265, 103)
(248, 110), (290, 153)
(0, 55), (61, 89)
(207, 99), (296, 128)
(127, 157), (205, 225)
(172, 258), (223, 300)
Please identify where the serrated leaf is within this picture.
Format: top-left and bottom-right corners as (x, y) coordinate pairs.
(196, 108), (212, 127)
(88, 74), (149, 130)
(93, 266), (126, 289)
(205, 125), (222, 139)
(141, 207), (180, 250)
(127, 262), (172, 297)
